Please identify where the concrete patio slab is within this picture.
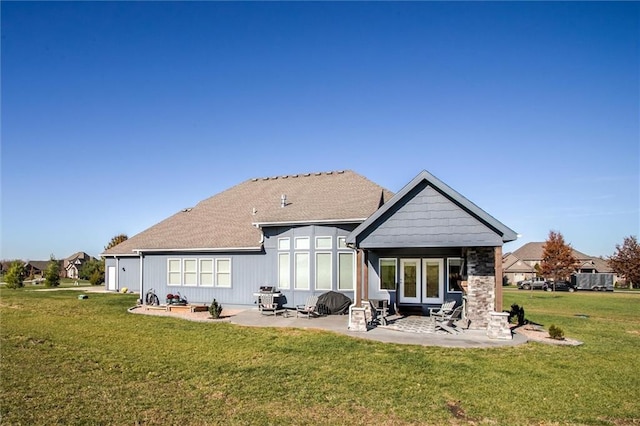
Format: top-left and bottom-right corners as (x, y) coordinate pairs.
(130, 304), (527, 348)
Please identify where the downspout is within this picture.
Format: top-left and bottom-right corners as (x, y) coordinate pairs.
(139, 253), (144, 305)
(115, 257), (119, 291)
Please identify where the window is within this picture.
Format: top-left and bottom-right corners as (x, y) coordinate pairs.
(278, 253), (290, 289)
(315, 236), (332, 249)
(168, 259), (181, 286)
(200, 259), (213, 287)
(183, 259), (197, 286)
(295, 253), (309, 289)
(448, 258), (463, 292)
(338, 252), (354, 290)
(278, 238), (290, 250)
(315, 252), (332, 290)
(379, 258), (396, 290)
(216, 259), (231, 287)
(295, 237), (310, 250)
(337, 236), (348, 249)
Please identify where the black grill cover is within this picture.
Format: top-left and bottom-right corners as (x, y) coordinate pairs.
(317, 291), (352, 315)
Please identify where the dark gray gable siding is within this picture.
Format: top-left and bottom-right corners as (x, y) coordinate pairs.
(357, 182), (503, 248)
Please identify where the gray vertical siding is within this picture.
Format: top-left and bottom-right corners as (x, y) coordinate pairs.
(106, 224), (359, 308)
(262, 224), (356, 307)
(117, 257), (140, 292)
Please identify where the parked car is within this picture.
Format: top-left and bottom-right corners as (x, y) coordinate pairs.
(518, 277), (548, 290)
(545, 281), (576, 292)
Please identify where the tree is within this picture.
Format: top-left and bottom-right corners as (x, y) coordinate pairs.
(79, 258), (105, 285)
(105, 234), (128, 252)
(44, 255), (60, 288)
(608, 236), (640, 289)
(5, 260), (26, 289)
(541, 231), (577, 290)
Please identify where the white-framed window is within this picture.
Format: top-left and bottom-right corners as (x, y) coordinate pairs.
(315, 252), (332, 290)
(315, 236), (332, 250)
(295, 252), (310, 289)
(337, 236), (348, 249)
(278, 238), (290, 250)
(338, 252), (354, 290)
(200, 259), (214, 287)
(168, 259), (181, 286)
(216, 258), (231, 288)
(278, 253), (290, 289)
(295, 237), (310, 250)
(183, 259), (197, 286)
(447, 258), (464, 292)
(379, 258), (397, 291)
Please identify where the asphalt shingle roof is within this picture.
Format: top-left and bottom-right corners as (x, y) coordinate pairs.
(104, 170), (393, 255)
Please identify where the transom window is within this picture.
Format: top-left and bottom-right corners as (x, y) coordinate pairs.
(315, 236), (332, 249)
(278, 238), (290, 250)
(295, 237), (310, 250)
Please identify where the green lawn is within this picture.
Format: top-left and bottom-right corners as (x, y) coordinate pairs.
(1, 289), (638, 425)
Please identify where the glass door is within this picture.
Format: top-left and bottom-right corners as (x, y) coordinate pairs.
(422, 259), (444, 304)
(399, 259), (420, 303)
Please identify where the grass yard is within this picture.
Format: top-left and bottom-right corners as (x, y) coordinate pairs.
(1, 289), (639, 425)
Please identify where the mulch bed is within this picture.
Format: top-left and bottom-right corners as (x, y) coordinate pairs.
(513, 324), (583, 346)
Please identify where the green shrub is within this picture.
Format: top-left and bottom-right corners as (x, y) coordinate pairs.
(209, 299), (223, 319)
(548, 324), (565, 340)
(5, 261), (26, 289)
(508, 303), (526, 326)
(44, 256), (60, 288)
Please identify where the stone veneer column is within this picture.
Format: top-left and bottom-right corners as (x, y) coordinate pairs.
(465, 247), (496, 330)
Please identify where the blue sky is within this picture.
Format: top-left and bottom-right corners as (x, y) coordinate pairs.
(1, 1), (638, 261)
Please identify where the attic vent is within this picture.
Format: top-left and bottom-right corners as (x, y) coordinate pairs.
(251, 178), (258, 182)
(337, 170), (344, 174)
(315, 172), (321, 175)
(281, 194), (287, 208)
(182, 208), (193, 212)
(326, 171), (333, 175)
(252, 207), (257, 215)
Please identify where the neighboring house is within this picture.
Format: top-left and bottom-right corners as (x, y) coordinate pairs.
(502, 242), (614, 284)
(63, 252), (95, 279)
(24, 260), (51, 278)
(103, 170), (517, 329)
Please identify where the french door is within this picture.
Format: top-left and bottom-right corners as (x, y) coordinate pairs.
(398, 258), (444, 304)
(422, 259), (444, 304)
(399, 259), (420, 303)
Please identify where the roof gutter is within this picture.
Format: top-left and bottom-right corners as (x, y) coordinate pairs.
(252, 218), (367, 228)
(133, 247), (263, 254)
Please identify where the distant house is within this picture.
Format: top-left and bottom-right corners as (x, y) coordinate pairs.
(502, 242), (613, 284)
(63, 252), (96, 279)
(24, 260), (51, 278)
(103, 170), (517, 329)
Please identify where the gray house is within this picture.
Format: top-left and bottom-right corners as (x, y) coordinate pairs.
(103, 170), (516, 329)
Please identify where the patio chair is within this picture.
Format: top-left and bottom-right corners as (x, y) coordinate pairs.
(296, 295), (319, 319)
(435, 306), (464, 334)
(259, 293), (286, 317)
(368, 299), (389, 326)
(428, 300), (456, 319)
